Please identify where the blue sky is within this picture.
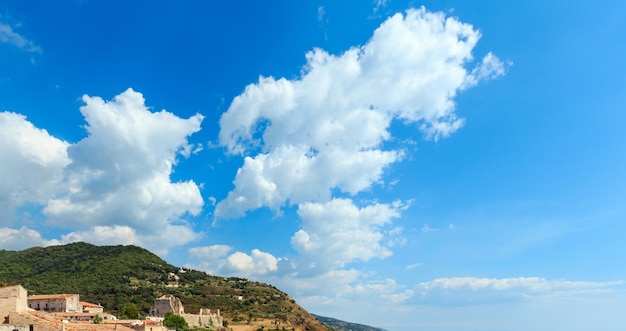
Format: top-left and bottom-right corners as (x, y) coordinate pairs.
(1, 1), (625, 330)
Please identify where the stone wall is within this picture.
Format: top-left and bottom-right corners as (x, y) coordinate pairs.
(181, 313), (223, 329)
(149, 295), (184, 317)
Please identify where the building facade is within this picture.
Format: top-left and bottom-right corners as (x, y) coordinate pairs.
(27, 294), (81, 313)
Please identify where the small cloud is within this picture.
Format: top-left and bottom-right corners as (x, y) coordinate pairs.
(317, 6), (325, 22)
(191, 247), (280, 277)
(373, 0), (390, 14)
(422, 224), (438, 232)
(406, 262), (422, 270)
(449, 223), (455, 229)
(188, 245), (233, 260)
(0, 22), (41, 53)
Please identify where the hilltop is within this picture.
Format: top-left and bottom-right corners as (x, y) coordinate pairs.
(0, 242), (328, 330)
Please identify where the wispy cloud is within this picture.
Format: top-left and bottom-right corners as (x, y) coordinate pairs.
(317, 6), (325, 22)
(405, 262), (422, 270)
(414, 277), (624, 305)
(0, 22), (41, 53)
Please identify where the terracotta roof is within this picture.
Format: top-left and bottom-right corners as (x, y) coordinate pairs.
(28, 293), (78, 300)
(80, 301), (103, 308)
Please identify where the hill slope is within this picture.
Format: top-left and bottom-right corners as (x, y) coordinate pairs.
(0, 242), (328, 330)
(312, 314), (387, 331)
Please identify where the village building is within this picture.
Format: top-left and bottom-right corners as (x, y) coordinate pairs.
(1, 285), (223, 331)
(78, 302), (102, 314)
(1, 285), (133, 331)
(27, 294), (81, 313)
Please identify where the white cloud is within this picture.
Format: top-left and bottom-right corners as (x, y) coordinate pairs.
(291, 198), (402, 275)
(373, 0), (389, 14)
(421, 224), (438, 232)
(0, 112), (70, 224)
(266, 267), (363, 300)
(0, 227), (58, 250)
(188, 245), (233, 260)
(59, 223), (202, 256)
(463, 52), (509, 89)
(417, 277), (622, 292)
(60, 225), (139, 246)
(215, 147), (398, 218)
(43, 88), (204, 240)
(0, 89), (205, 253)
(0, 22), (40, 52)
(406, 262), (423, 270)
(216, 7), (506, 219)
(317, 6), (325, 22)
(414, 277), (624, 305)
(223, 249), (280, 277)
(187, 246), (280, 277)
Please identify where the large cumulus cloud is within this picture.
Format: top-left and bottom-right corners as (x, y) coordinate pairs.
(0, 112), (70, 224)
(187, 7), (511, 321)
(0, 89), (205, 253)
(215, 7), (507, 219)
(43, 89), (204, 232)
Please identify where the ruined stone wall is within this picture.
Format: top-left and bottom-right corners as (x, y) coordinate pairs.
(181, 313), (223, 329)
(198, 308), (220, 316)
(149, 295), (184, 317)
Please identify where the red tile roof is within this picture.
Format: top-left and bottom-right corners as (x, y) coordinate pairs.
(28, 293), (78, 300)
(80, 301), (103, 308)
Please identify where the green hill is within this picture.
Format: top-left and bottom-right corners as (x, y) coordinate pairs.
(0, 242), (328, 330)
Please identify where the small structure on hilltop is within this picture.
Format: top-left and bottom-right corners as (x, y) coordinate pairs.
(148, 294), (222, 329)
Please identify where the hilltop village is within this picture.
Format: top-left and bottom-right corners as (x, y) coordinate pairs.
(0, 285), (223, 331)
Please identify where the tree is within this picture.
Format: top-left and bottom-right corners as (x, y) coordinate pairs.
(163, 312), (189, 331)
(120, 303), (139, 319)
(93, 315), (103, 324)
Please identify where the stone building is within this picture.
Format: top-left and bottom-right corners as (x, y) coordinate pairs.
(79, 302), (103, 314)
(0, 285), (28, 317)
(148, 294), (222, 329)
(27, 294), (81, 313)
(148, 294), (184, 317)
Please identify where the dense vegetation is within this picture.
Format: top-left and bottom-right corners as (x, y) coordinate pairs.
(0, 242), (328, 330)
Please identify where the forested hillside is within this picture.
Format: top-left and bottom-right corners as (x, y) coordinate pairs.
(0, 242), (328, 330)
